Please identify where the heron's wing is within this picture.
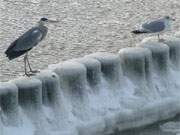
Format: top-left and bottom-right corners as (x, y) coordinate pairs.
(142, 19), (165, 33)
(13, 27), (44, 51)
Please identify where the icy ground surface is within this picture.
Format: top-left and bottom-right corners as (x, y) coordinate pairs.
(1, 66), (180, 135)
(113, 115), (180, 135)
(0, 0), (180, 81)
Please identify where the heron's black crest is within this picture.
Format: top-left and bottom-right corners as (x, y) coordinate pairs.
(40, 17), (48, 21)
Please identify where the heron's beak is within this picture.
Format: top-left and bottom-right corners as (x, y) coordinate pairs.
(48, 19), (59, 23)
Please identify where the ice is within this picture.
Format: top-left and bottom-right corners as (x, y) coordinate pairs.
(0, 82), (19, 126)
(160, 36), (180, 69)
(160, 121), (180, 133)
(72, 57), (102, 90)
(86, 52), (122, 89)
(138, 41), (170, 75)
(1, 37), (180, 135)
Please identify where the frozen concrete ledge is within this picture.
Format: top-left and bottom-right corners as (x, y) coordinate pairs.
(1, 36), (180, 135)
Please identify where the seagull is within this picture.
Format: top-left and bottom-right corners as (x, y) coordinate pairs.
(132, 16), (175, 40)
(5, 17), (59, 76)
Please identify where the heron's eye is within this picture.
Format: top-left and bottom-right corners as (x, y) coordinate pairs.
(165, 16), (170, 19)
(40, 17), (48, 22)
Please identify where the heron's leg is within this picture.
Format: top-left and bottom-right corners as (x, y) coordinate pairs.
(24, 53), (29, 76)
(26, 53), (33, 72)
(26, 53), (39, 73)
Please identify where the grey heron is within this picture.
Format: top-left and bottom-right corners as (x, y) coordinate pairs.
(132, 16), (175, 40)
(5, 17), (58, 76)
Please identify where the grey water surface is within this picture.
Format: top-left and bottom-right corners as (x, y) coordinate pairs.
(0, 0), (179, 81)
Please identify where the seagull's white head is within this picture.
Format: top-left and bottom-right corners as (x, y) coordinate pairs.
(164, 16), (175, 21)
(163, 16), (175, 30)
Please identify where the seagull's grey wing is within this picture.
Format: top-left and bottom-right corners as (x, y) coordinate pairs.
(13, 27), (44, 51)
(142, 20), (165, 33)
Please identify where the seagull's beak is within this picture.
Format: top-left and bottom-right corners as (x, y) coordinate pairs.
(170, 18), (175, 21)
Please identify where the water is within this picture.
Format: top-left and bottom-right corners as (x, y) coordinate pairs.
(0, 0), (179, 81)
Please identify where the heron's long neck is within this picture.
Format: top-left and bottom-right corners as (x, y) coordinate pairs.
(37, 22), (48, 31)
(37, 21), (45, 27)
(37, 22), (48, 39)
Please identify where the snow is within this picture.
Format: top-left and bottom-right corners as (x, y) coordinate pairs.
(1, 45), (180, 135)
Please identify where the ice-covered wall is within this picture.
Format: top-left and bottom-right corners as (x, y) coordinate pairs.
(1, 36), (180, 135)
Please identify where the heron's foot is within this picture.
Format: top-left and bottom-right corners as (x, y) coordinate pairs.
(29, 70), (40, 73)
(23, 72), (37, 77)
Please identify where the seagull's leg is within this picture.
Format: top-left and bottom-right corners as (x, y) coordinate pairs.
(158, 34), (160, 41)
(24, 53), (30, 76)
(26, 53), (39, 73)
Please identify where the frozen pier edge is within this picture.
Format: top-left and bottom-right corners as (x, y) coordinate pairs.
(1, 36), (180, 135)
